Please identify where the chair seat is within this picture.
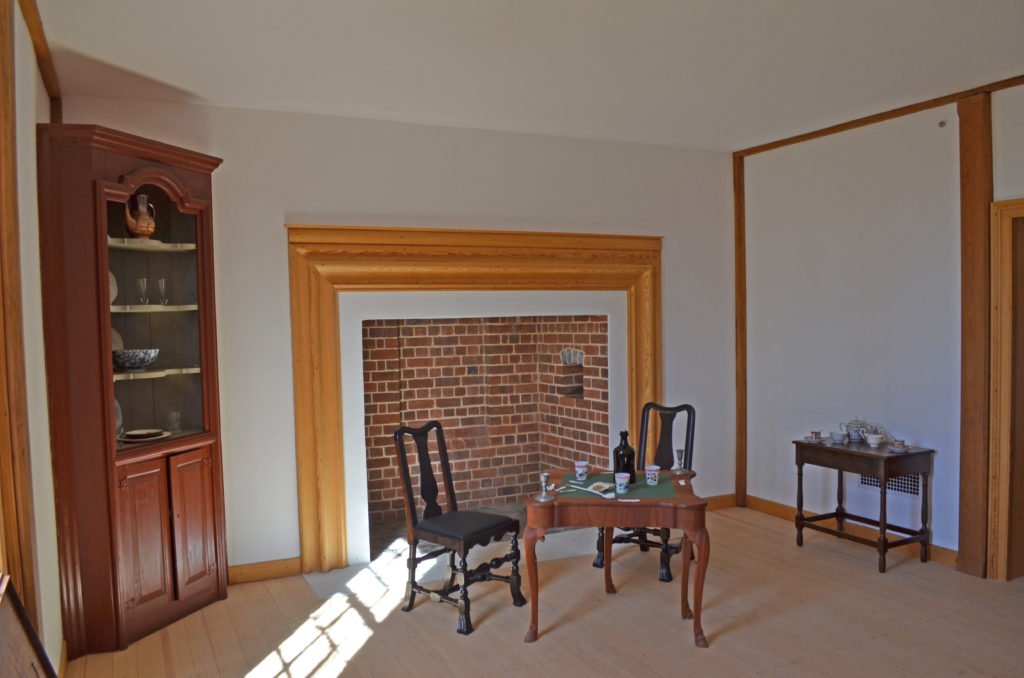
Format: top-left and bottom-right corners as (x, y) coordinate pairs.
(416, 510), (517, 544)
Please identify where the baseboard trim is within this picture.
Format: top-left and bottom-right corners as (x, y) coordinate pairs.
(228, 557), (302, 584)
(747, 495), (957, 567)
(705, 493), (737, 511)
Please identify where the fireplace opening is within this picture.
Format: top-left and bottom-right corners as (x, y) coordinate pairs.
(363, 315), (609, 557)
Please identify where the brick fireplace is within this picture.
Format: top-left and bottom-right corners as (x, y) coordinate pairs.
(363, 315), (610, 525)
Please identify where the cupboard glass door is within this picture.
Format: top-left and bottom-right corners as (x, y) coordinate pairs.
(108, 184), (204, 449)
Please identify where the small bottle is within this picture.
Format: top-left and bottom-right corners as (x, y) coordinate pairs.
(613, 430), (636, 484)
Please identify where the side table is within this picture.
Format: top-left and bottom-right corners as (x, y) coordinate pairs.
(794, 440), (935, 573)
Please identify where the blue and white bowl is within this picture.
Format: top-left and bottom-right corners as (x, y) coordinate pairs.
(112, 348), (159, 371)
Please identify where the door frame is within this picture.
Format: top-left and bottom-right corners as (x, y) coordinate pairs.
(988, 197), (1024, 580)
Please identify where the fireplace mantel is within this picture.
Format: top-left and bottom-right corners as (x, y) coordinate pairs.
(286, 225), (662, 572)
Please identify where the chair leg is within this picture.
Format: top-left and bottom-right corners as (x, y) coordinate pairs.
(441, 550), (457, 596)
(658, 527), (674, 583)
(456, 549), (473, 635)
(402, 538), (418, 612)
(593, 527), (605, 568)
(509, 532), (527, 607)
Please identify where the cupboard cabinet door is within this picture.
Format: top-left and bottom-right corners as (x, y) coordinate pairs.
(169, 447), (218, 600)
(115, 459), (174, 630)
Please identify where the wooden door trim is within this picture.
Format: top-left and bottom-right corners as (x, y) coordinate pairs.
(988, 198), (1024, 581)
(286, 225), (663, 572)
(0, 0), (40, 629)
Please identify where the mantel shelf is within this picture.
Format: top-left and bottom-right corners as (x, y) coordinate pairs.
(111, 304), (199, 313)
(108, 237), (197, 252)
(112, 366), (201, 382)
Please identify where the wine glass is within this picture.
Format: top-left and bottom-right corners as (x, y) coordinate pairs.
(157, 278), (169, 305)
(135, 278), (148, 305)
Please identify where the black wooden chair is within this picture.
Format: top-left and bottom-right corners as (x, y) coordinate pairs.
(593, 401), (696, 581)
(393, 420), (527, 634)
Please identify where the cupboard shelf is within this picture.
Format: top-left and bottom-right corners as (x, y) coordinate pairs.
(112, 367), (201, 382)
(108, 237), (196, 252)
(111, 304), (199, 313)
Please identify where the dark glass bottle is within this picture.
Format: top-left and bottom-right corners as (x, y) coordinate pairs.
(613, 430), (636, 484)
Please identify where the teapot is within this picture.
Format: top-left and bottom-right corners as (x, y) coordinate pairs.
(840, 418), (869, 441)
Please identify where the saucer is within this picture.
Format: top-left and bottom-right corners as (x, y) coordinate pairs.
(803, 436), (826, 443)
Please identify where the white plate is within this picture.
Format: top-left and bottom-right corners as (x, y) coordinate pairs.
(118, 429), (171, 443)
(109, 271), (118, 303)
(803, 436), (826, 443)
(111, 328), (124, 351)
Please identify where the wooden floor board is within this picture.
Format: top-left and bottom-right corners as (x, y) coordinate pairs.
(66, 508), (1024, 677)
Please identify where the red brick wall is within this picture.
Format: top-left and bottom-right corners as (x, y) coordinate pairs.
(363, 315), (609, 525)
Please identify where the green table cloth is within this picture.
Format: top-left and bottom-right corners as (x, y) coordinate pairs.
(559, 472), (675, 499)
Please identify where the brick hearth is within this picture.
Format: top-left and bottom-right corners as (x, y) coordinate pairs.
(363, 315), (609, 525)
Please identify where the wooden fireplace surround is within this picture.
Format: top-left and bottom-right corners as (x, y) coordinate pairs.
(286, 225), (663, 572)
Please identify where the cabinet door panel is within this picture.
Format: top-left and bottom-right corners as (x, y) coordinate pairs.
(115, 459), (174, 627)
(169, 447), (218, 599)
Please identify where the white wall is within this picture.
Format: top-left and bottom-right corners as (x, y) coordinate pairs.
(14, 1), (61, 664)
(60, 96), (735, 565)
(745, 106), (961, 549)
(994, 84), (1024, 201)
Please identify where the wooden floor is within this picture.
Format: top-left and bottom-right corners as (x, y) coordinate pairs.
(66, 508), (1024, 677)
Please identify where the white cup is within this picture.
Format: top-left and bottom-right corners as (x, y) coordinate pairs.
(574, 460), (588, 481)
(645, 465), (660, 486)
(614, 472), (630, 494)
(830, 431), (845, 443)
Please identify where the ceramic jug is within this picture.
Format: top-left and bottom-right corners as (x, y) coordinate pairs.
(125, 193), (156, 239)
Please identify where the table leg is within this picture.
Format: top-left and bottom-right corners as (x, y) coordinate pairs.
(603, 525), (616, 594)
(836, 469), (845, 533)
(691, 528), (710, 648)
(680, 533), (693, 620)
(796, 462), (805, 546)
(878, 477), (888, 573)
(523, 525), (546, 643)
(920, 472), (930, 563)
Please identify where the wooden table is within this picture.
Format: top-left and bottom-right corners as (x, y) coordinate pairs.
(522, 470), (711, 647)
(794, 440), (935, 572)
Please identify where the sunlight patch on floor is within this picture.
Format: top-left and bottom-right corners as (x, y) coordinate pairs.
(246, 538), (409, 677)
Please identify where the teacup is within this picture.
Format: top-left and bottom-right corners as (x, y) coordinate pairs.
(865, 433), (884, 447)
(645, 465), (660, 486)
(574, 460), (589, 481)
(614, 472), (630, 494)
(891, 439), (906, 450)
(809, 431), (822, 440)
(830, 431), (845, 443)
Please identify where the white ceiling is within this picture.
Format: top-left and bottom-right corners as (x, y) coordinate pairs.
(36, 0), (1024, 151)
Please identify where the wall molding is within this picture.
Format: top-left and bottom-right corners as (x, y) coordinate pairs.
(14, 0), (60, 121)
(286, 225), (663, 572)
(735, 73), (1024, 158)
(957, 93), (994, 577)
